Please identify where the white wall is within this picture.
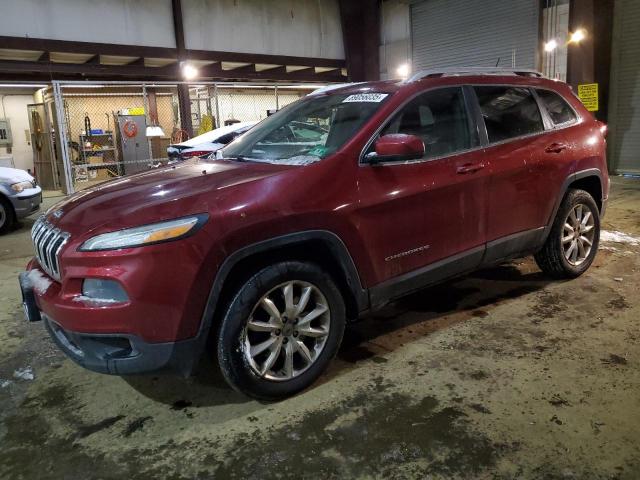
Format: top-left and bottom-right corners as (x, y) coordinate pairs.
(183, 0), (344, 59)
(542, 3), (569, 81)
(0, 0), (345, 60)
(379, 0), (411, 79)
(0, 95), (34, 172)
(0, 0), (176, 48)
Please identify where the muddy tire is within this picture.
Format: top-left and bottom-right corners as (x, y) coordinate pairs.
(217, 261), (346, 400)
(535, 188), (600, 279)
(0, 196), (15, 235)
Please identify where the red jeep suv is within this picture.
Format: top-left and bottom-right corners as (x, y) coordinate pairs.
(20, 68), (609, 399)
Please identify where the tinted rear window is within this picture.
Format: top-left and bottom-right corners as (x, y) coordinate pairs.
(536, 89), (577, 125)
(474, 86), (544, 143)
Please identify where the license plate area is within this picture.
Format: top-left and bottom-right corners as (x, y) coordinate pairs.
(19, 272), (42, 322)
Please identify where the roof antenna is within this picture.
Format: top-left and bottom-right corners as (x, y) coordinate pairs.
(495, 57), (501, 67)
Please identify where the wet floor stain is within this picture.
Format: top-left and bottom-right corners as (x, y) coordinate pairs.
(122, 416), (153, 437)
(601, 354), (628, 366)
(76, 415), (125, 439)
(212, 391), (502, 479)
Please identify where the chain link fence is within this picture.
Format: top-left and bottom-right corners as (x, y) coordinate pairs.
(51, 81), (317, 193)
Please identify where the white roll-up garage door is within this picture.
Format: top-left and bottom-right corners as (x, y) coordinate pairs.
(608, 0), (640, 174)
(411, 0), (539, 71)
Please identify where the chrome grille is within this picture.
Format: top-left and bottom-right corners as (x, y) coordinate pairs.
(31, 217), (69, 282)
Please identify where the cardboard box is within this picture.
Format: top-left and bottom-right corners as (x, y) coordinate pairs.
(87, 155), (110, 181)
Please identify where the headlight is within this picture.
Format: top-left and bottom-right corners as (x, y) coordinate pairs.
(79, 214), (208, 251)
(11, 181), (33, 193)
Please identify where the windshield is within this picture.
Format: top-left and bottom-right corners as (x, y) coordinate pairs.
(221, 92), (390, 165)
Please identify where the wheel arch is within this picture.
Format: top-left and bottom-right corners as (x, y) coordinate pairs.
(568, 174), (603, 212)
(195, 230), (368, 356)
(540, 168), (604, 246)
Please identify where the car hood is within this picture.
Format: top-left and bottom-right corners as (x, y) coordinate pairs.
(46, 159), (295, 236)
(175, 121), (257, 148)
(0, 166), (34, 184)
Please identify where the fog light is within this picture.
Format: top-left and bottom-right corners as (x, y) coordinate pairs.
(82, 279), (129, 303)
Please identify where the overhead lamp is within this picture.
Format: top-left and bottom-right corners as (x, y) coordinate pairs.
(544, 39), (558, 52)
(181, 62), (199, 80)
(569, 29), (586, 44)
(396, 63), (410, 79)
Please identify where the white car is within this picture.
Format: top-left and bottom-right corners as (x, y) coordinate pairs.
(167, 121), (258, 160)
(0, 167), (42, 234)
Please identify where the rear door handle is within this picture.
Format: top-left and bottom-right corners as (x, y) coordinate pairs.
(456, 162), (485, 174)
(545, 142), (567, 153)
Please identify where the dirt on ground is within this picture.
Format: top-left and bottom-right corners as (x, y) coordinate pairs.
(0, 179), (639, 479)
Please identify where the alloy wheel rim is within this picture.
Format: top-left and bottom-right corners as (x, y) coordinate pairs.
(562, 203), (596, 266)
(242, 280), (331, 381)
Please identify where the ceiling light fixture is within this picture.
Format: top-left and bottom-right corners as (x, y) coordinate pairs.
(544, 39), (558, 52)
(181, 62), (199, 80)
(396, 63), (410, 79)
(569, 29), (586, 44)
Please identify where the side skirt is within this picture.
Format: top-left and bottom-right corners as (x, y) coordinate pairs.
(367, 227), (545, 311)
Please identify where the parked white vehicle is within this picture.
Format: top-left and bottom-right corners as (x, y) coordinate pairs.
(167, 121), (258, 160)
(0, 167), (42, 234)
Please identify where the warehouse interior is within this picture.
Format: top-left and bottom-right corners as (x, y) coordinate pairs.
(1, 1), (639, 478)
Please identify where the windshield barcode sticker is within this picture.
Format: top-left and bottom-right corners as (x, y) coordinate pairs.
(342, 93), (388, 103)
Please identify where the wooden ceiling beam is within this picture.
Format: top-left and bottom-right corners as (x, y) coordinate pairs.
(0, 59), (347, 83)
(0, 35), (345, 70)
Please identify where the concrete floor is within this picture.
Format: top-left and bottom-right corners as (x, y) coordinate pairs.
(1, 178), (639, 479)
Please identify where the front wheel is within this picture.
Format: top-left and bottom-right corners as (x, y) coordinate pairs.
(0, 197), (16, 235)
(535, 188), (600, 278)
(217, 261), (346, 400)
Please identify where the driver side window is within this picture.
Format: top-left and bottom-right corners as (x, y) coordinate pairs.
(380, 87), (477, 160)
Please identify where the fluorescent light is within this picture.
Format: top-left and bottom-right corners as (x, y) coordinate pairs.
(0, 84), (48, 88)
(544, 39), (558, 52)
(396, 63), (410, 79)
(145, 125), (165, 137)
(181, 62), (199, 80)
(569, 29), (586, 44)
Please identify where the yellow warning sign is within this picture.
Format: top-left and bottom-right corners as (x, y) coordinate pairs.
(578, 83), (599, 112)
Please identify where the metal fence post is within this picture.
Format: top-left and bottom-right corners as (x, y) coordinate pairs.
(275, 84), (279, 110)
(214, 84), (220, 128)
(51, 81), (74, 195)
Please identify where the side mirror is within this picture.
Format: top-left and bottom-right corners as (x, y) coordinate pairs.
(366, 134), (425, 164)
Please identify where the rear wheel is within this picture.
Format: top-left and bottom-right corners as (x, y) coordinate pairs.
(0, 197), (15, 235)
(217, 261), (346, 400)
(535, 188), (600, 278)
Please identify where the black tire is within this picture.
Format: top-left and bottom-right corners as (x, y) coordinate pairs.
(217, 261), (346, 400)
(0, 196), (15, 235)
(535, 188), (600, 279)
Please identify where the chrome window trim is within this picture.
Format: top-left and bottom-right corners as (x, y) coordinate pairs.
(359, 82), (584, 168)
(358, 85), (480, 167)
(532, 87), (581, 129)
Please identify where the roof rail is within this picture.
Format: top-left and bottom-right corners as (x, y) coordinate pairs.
(405, 67), (544, 83)
(308, 82), (366, 96)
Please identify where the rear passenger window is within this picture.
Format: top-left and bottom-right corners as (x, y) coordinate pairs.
(474, 86), (544, 143)
(536, 89), (577, 125)
(380, 87), (477, 159)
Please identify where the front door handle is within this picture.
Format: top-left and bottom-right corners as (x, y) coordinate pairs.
(456, 162), (485, 174)
(545, 142), (567, 153)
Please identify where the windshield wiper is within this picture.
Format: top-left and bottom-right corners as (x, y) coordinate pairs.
(222, 154), (250, 162)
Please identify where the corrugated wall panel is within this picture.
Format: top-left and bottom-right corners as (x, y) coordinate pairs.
(608, 0), (640, 174)
(410, 0), (539, 70)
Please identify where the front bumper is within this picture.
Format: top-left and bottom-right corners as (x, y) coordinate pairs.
(44, 315), (199, 375)
(11, 191), (42, 219)
(19, 271), (201, 375)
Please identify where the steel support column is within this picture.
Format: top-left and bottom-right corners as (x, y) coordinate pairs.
(338, 0), (380, 81)
(567, 0), (614, 121)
